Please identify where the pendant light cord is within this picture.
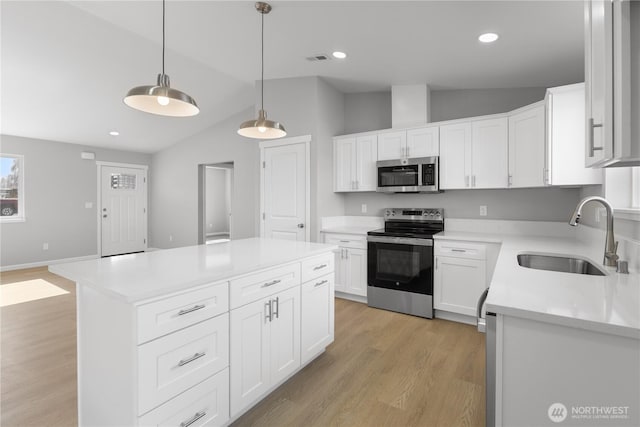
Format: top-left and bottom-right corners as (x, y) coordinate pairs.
(261, 10), (264, 111)
(162, 0), (166, 76)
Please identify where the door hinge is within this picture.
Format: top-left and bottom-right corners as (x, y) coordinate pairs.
(143, 208), (146, 214)
(144, 177), (146, 184)
(262, 161), (266, 169)
(144, 238), (146, 244)
(262, 212), (265, 220)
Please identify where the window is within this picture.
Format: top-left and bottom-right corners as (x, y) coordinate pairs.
(605, 166), (640, 221)
(0, 154), (24, 221)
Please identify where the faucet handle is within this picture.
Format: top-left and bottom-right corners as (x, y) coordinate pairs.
(616, 260), (629, 274)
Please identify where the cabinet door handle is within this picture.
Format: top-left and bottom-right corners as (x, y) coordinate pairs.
(435, 257), (438, 270)
(465, 175), (470, 187)
(180, 411), (206, 427)
(262, 279), (281, 288)
(177, 304), (206, 316)
(313, 264), (327, 271)
(314, 279), (328, 287)
(345, 249), (349, 259)
(508, 174), (513, 187)
(472, 175), (476, 187)
(178, 352), (206, 367)
(588, 118), (604, 157)
(265, 300), (272, 323)
(272, 297), (279, 319)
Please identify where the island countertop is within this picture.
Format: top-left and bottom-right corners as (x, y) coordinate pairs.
(49, 238), (337, 303)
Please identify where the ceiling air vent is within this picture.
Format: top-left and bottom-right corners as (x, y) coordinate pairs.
(306, 54), (332, 62)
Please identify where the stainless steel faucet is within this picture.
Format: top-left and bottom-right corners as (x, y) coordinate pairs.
(569, 196), (619, 267)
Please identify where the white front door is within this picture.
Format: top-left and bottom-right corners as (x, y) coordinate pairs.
(262, 139), (309, 241)
(100, 164), (147, 256)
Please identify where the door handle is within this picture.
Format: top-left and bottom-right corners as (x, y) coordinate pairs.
(297, 223), (305, 229)
(272, 297), (279, 319)
(588, 118), (604, 157)
(265, 301), (272, 323)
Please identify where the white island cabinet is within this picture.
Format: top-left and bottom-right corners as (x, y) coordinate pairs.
(49, 238), (336, 426)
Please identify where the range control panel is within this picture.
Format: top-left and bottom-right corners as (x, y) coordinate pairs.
(383, 208), (444, 222)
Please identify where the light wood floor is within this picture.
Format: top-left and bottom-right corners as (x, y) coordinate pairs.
(1, 268), (485, 427)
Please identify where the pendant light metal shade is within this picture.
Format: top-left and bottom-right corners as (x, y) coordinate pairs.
(124, 74), (199, 117)
(238, 2), (286, 139)
(238, 109), (286, 139)
(123, 0), (199, 117)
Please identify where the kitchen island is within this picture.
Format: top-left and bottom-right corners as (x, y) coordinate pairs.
(50, 238), (337, 426)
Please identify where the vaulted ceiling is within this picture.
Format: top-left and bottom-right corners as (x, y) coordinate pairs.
(1, 1), (584, 153)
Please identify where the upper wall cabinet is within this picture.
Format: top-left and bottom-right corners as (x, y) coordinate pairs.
(508, 102), (546, 188)
(545, 83), (602, 186)
(585, 0), (640, 167)
(440, 117), (508, 189)
(377, 126), (439, 160)
(334, 135), (378, 192)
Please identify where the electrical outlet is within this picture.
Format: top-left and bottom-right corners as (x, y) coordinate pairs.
(43, 243), (49, 250)
(361, 204), (367, 213)
(479, 205), (488, 216)
(85, 202), (93, 209)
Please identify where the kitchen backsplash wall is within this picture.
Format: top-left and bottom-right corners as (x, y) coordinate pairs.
(343, 187), (581, 222)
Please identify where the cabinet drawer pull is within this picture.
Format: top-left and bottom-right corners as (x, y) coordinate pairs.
(180, 411), (206, 427)
(339, 240), (350, 243)
(177, 304), (206, 316)
(313, 264), (327, 271)
(451, 249), (467, 253)
(178, 352), (206, 367)
(262, 279), (281, 288)
(314, 279), (328, 287)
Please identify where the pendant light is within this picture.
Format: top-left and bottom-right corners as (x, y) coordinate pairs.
(123, 0), (199, 117)
(238, 2), (286, 139)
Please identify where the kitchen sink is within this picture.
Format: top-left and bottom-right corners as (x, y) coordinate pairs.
(517, 253), (606, 276)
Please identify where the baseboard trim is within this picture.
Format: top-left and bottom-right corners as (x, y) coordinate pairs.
(1, 254), (99, 272)
(434, 309), (477, 326)
(335, 291), (367, 304)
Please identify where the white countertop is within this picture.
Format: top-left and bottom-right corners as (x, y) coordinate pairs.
(320, 226), (380, 235)
(481, 234), (640, 339)
(49, 238), (337, 304)
(433, 230), (503, 243)
(320, 215), (383, 236)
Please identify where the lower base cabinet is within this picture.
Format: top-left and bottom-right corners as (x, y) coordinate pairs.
(230, 285), (301, 417)
(301, 273), (335, 364)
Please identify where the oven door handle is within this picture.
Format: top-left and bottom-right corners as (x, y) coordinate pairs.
(367, 235), (433, 247)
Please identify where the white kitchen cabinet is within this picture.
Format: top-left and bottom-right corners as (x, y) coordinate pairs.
(508, 102), (546, 188)
(585, 0), (640, 167)
(377, 130), (407, 160)
(301, 273), (335, 364)
(440, 117), (508, 189)
(230, 285), (300, 417)
(434, 241), (487, 318)
(323, 233), (367, 299)
(333, 134), (377, 192)
(545, 83), (602, 186)
(377, 126), (439, 160)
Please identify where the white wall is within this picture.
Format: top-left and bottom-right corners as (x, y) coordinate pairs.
(430, 87), (548, 122)
(149, 108), (259, 249)
(0, 134), (151, 268)
(344, 92), (391, 134)
(205, 167), (230, 234)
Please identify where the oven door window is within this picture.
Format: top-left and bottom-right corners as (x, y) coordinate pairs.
(378, 165), (419, 188)
(367, 241), (433, 294)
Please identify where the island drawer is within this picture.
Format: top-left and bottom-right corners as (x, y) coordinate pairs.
(137, 282), (229, 344)
(137, 314), (229, 415)
(138, 367), (229, 427)
(301, 253), (335, 283)
(230, 263), (300, 309)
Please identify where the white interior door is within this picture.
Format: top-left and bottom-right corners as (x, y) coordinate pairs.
(100, 164), (147, 256)
(262, 139), (309, 241)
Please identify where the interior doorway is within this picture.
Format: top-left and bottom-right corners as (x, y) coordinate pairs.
(198, 162), (234, 245)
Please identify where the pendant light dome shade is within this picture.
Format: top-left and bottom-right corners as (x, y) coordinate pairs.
(238, 109), (286, 139)
(124, 74), (199, 117)
(238, 2), (286, 139)
(123, 0), (199, 117)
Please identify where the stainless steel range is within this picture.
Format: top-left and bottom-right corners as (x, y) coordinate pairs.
(366, 208), (444, 318)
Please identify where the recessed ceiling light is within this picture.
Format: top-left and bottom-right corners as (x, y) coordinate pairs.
(332, 51), (347, 59)
(109, 131), (120, 136)
(478, 33), (499, 43)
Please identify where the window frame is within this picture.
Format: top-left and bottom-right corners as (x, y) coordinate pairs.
(605, 166), (640, 222)
(0, 154), (25, 223)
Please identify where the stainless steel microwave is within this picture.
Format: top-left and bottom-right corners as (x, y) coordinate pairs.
(376, 156), (440, 193)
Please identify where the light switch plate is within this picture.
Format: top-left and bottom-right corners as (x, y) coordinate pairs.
(480, 205), (488, 216)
